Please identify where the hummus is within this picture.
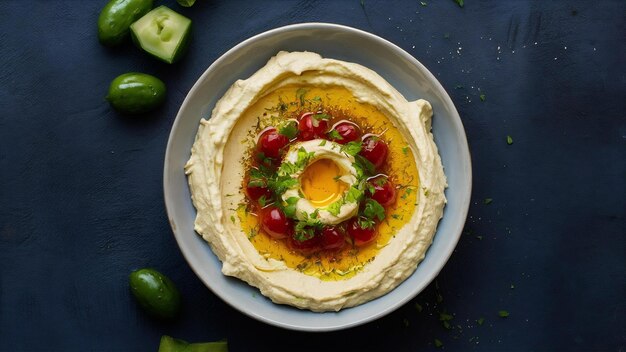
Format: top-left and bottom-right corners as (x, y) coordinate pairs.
(185, 51), (447, 312)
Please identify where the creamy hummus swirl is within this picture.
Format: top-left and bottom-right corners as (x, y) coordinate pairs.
(185, 51), (447, 312)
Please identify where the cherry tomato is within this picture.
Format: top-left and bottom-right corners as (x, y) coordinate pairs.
(298, 112), (329, 141)
(321, 226), (345, 250)
(257, 128), (289, 160)
(330, 122), (360, 144)
(360, 135), (388, 169)
(369, 177), (396, 207)
(347, 218), (376, 246)
(289, 231), (321, 254)
(245, 181), (272, 202)
(260, 206), (293, 239)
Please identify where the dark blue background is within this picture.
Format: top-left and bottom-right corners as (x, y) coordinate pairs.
(1, 0), (624, 351)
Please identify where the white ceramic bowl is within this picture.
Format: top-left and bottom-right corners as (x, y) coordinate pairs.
(164, 23), (471, 331)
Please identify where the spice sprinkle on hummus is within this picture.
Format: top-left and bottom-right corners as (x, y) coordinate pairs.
(185, 51), (447, 312)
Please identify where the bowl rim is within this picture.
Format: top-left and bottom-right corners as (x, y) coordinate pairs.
(163, 22), (472, 331)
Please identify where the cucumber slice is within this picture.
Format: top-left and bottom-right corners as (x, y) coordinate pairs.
(158, 336), (228, 352)
(130, 6), (191, 64)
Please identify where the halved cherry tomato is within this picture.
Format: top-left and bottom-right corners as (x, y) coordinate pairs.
(369, 177), (396, 207)
(360, 135), (388, 169)
(257, 128), (289, 160)
(330, 122), (360, 144)
(298, 112), (329, 141)
(245, 181), (272, 202)
(347, 217), (376, 246)
(260, 206), (292, 239)
(321, 226), (345, 250)
(289, 231), (322, 254)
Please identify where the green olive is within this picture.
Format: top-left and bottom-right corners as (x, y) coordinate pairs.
(106, 72), (166, 114)
(129, 268), (181, 319)
(98, 0), (154, 46)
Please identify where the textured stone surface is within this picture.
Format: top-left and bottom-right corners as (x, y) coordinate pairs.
(0, 0), (624, 350)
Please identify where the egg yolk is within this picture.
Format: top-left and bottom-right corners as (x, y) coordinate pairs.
(300, 158), (347, 207)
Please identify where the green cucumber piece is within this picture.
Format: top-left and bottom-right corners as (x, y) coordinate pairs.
(106, 73), (166, 114)
(158, 336), (228, 352)
(129, 268), (180, 318)
(97, 0), (153, 46)
(176, 0), (197, 7)
(130, 6), (191, 64)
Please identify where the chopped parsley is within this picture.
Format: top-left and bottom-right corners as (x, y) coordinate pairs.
(434, 339), (444, 348)
(230, 215), (236, 224)
(357, 217), (376, 229)
(327, 129), (343, 140)
(401, 187), (413, 200)
(258, 195), (268, 207)
(282, 197), (299, 218)
(453, 0), (464, 8)
(345, 186), (364, 203)
(247, 179), (265, 188)
(363, 199), (385, 221)
(268, 175), (298, 196)
(498, 310), (510, 318)
(326, 200), (342, 216)
(477, 317), (485, 325)
(341, 141), (362, 156)
(278, 120), (298, 139)
(296, 88), (308, 105)
(313, 113), (331, 121)
(318, 140), (327, 147)
(483, 198), (493, 205)
(354, 154), (375, 176)
(507, 135), (513, 145)
(439, 312), (454, 321)
(415, 302), (423, 312)
(479, 94), (486, 102)
(293, 212), (323, 242)
(402, 146), (409, 155)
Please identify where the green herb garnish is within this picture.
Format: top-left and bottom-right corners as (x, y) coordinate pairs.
(326, 201), (342, 216)
(434, 339), (443, 348)
(345, 186), (364, 203)
(319, 140), (327, 146)
(283, 197), (299, 218)
(363, 199), (385, 221)
(477, 317), (485, 325)
(453, 0), (464, 8)
(498, 310), (509, 318)
(479, 94), (486, 101)
(341, 141), (362, 156)
(278, 120), (298, 139)
(313, 113), (331, 121)
(415, 302), (423, 312)
(402, 146), (409, 155)
(357, 217), (376, 229)
(327, 129), (343, 140)
(296, 88), (308, 105)
(354, 155), (375, 176)
(507, 135), (513, 145)
(484, 198), (493, 205)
